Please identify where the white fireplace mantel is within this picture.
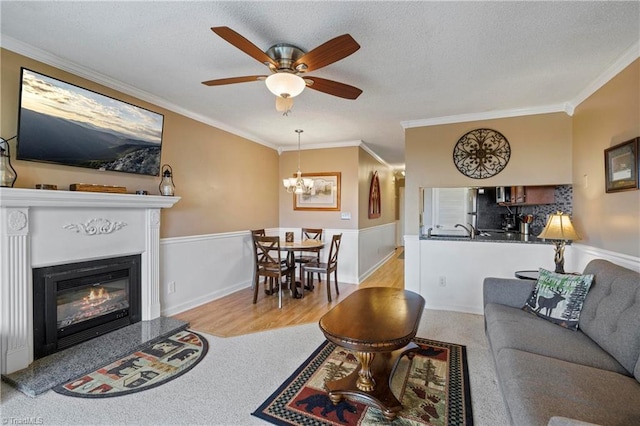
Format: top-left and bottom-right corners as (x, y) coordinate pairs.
(0, 188), (180, 374)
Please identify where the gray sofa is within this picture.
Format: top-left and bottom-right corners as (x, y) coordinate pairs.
(483, 259), (640, 425)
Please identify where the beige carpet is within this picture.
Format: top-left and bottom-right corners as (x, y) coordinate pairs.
(1, 309), (508, 425)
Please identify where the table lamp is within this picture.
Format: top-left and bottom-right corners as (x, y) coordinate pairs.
(538, 211), (580, 274)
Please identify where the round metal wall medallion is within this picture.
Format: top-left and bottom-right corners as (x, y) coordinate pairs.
(453, 128), (511, 179)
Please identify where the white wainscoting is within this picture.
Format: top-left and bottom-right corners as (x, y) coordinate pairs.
(404, 236), (640, 316)
(358, 222), (397, 282)
(569, 243), (640, 272)
(159, 230), (255, 317)
(416, 239), (554, 315)
(160, 225), (397, 317)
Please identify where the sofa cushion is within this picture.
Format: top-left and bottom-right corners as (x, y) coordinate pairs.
(496, 348), (640, 426)
(486, 302), (628, 375)
(579, 259), (640, 376)
(522, 268), (593, 331)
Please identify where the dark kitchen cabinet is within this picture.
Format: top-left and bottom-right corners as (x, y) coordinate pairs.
(499, 185), (555, 206)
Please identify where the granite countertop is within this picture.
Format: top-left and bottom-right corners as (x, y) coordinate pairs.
(421, 229), (556, 245)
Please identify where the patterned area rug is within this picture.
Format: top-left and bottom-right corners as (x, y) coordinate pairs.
(253, 338), (473, 425)
(53, 330), (207, 398)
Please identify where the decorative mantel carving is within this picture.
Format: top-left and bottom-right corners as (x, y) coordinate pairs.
(64, 218), (127, 235)
(0, 188), (179, 374)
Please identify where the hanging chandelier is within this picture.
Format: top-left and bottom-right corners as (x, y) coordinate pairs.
(283, 129), (314, 194)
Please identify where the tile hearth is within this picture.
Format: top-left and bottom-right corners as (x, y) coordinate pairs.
(2, 317), (188, 397)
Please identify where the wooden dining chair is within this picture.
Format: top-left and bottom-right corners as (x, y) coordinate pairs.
(301, 233), (342, 302)
(252, 235), (295, 309)
(250, 229), (273, 293)
(295, 228), (323, 283)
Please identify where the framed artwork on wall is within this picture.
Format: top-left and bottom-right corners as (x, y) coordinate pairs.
(294, 172), (341, 211)
(604, 137), (639, 193)
(368, 171), (381, 218)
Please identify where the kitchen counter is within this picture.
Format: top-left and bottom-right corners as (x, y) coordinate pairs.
(421, 229), (557, 245)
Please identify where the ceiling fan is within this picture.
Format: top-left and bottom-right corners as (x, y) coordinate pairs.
(202, 27), (363, 114)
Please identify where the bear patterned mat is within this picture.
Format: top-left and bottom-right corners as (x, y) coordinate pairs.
(252, 337), (473, 425)
(54, 330), (207, 398)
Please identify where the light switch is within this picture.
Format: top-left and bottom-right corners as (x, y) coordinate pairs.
(341, 212), (351, 220)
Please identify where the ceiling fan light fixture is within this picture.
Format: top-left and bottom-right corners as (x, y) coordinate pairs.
(265, 73), (305, 98)
(275, 95), (294, 114)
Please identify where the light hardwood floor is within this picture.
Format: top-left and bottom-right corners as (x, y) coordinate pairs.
(173, 248), (404, 337)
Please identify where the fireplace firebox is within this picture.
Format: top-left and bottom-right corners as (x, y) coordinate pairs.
(33, 255), (141, 359)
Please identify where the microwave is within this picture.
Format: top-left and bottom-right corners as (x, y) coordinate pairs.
(496, 186), (510, 203)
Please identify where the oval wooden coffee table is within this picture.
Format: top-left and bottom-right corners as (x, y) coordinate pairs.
(318, 287), (425, 420)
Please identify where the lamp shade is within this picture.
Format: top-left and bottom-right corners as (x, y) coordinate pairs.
(538, 212), (580, 241)
(265, 73), (305, 98)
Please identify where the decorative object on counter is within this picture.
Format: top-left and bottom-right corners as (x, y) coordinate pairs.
(604, 137), (638, 193)
(537, 211), (580, 274)
(368, 170), (381, 218)
(35, 184), (57, 190)
(135, 190), (148, 195)
(69, 184), (127, 193)
(283, 129), (314, 195)
(520, 214), (533, 235)
(285, 232), (294, 243)
(453, 128), (511, 179)
(0, 136), (18, 188)
(159, 164), (175, 196)
(294, 172), (341, 211)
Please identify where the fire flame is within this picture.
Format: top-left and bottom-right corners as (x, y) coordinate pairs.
(84, 287), (111, 303)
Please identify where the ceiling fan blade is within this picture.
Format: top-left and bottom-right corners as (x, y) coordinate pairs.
(293, 34), (360, 73)
(201, 75), (266, 86)
(304, 77), (362, 100)
(211, 27), (278, 67)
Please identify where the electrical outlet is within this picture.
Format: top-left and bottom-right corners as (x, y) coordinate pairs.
(438, 276), (447, 287)
(168, 281), (176, 294)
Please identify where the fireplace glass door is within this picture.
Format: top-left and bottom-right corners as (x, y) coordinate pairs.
(57, 271), (130, 336)
(33, 255), (141, 359)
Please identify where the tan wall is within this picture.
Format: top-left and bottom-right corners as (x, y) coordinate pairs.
(405, 112), (573, 233)
(279, 146), (358, 229)
(572, 59), (640, 257)
(358, 148), (395, 227)
(0, 49), (279, 238)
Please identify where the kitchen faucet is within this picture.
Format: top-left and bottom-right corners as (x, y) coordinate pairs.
(455, 223), (477, 239)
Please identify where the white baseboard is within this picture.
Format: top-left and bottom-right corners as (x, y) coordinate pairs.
(161, 280), (250, 317)
(359, 250), (396, 282)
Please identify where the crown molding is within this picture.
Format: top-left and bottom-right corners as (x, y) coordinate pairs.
(278, 140), (362, 153)
(277, 139), (392, 169)
(0, 36), (278, 151)
(400, 103), (571, 129)
(359, 142), (392, 169)
(401, 41), (640, 129)
(568, 40), (640, 113)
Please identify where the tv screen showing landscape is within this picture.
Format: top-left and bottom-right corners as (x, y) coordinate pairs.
(17, 68), (164, 176)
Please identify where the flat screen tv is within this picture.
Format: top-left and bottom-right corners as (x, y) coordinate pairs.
(17, 68), (164, 176)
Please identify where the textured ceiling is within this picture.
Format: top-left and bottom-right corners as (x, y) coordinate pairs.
(1, 1), (638, 167)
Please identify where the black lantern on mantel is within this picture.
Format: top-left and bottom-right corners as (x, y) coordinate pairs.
(0, 136), (18, 188)
(159, 164), (175, 196)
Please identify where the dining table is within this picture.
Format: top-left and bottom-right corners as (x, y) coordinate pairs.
(279, 239), (325, 298)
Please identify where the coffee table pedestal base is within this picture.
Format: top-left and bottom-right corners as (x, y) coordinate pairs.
(326, 342), (418, 421)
